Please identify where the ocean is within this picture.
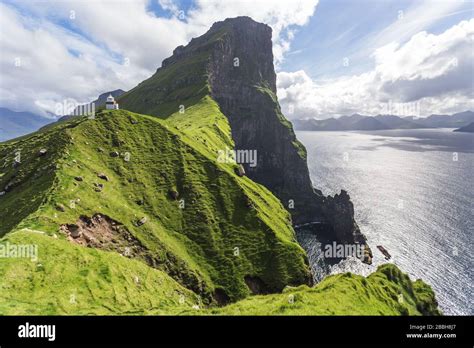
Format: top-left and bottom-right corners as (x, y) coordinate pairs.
(295, 128), (473, 315)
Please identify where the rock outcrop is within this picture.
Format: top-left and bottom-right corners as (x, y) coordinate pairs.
(205, 17), (367, 245)
(120, 16), (369, 249)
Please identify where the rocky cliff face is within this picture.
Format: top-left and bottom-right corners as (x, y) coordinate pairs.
(205, 17), (367, 246)
(119, 16), (369, 250)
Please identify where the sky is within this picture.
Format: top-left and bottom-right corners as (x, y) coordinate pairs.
(0, 0), (473, 119)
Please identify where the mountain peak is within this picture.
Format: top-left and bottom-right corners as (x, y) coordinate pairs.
(209, 16), (272, 34)
(159, 16), (275, 93)
(120, 16), (367, 248)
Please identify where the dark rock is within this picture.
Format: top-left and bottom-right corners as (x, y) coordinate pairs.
(137, 217), (147, 226)
(204, 17), (365, 246)
(55, 203), (66, 212)
(363, 245), (373, 265)
(376, 245), (391, 260)
(213, 288), (231, 306)
(4, 181), (14, 192)
(97, 147), (104, 153)
(97, 173), (109, 181)
(235, 164), (246, 177)
(169, 189), (179, 200)
(136, 199), (144, 205)
(74, 176), (83, 182)
(68, 224), (82, 238)
(245, 197), (253, 208)
(93, 182), (104, 192)
(244, 275), (271, 294)
(110, 151), (119, 157)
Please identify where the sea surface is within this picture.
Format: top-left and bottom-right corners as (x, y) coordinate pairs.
(295, 128), (473, 315)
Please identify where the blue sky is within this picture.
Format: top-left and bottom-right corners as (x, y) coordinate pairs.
(280, 0), (473, 79)
(0, 0), (473, 118)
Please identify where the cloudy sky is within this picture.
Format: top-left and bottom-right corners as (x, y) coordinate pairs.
(0, 0), (473, 119)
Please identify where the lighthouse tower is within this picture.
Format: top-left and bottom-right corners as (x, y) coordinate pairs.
(105, 94), (119, 110)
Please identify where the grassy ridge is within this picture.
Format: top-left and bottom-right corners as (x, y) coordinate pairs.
(117, 26), (229, 119)
(0, 100), (440, 316)
(0, 77), (439, 316)
(0, 107), (311, 308)
(0, 120), (76, 236)
(201, 264), (441, 315)
(0, 230), (439, 315)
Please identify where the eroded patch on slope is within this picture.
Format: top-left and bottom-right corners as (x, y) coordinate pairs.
(60, 214), (146, 259)
(59, 213), (213, 304)
(59, 214), (279, 306)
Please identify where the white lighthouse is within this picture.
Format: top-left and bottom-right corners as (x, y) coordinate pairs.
(105, 94), (119, 110)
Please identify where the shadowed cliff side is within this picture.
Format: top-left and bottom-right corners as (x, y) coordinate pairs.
(119, 16), (370, 252)
(206, 17), (368, 246)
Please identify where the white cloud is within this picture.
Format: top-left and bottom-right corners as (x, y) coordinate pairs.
(278, 19), (474, 119)
(0, 0), (318, 115)
(0, 2), (151, 116)
(188, 0), (318, 63)
(5, 0), (470, 119)
(353, 0), (468, 64)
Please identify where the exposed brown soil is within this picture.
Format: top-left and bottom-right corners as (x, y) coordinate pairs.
(60, 214), (214, 304)
(60, 215), (278, 306)
(60, 214), (145, 258)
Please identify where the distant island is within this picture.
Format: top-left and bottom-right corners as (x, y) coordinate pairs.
(454, 121), (474, 133)
(293, 111), (474, 131)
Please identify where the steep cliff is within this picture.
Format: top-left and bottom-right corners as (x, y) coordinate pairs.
(119, 16), (368, 249)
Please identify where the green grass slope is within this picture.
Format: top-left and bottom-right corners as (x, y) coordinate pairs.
(0, 226), (439, 315)
(0, 92), (440, 316)
(200, 264), (441, 315)
(117, 27), (228, 118)
(0, 120), (74, 236)
(0, 108), (311, 309)
(0, 229), (199, 315)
